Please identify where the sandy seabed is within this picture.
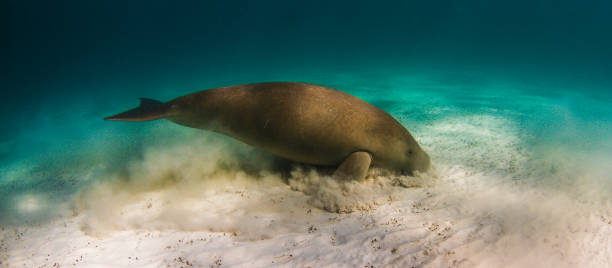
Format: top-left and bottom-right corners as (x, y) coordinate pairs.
(2, 74), (612, 267)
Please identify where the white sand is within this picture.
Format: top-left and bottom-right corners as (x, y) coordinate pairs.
(3, 166), (611, 267)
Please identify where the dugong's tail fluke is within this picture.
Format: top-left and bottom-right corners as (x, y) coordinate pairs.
(104, 98), (169, 122)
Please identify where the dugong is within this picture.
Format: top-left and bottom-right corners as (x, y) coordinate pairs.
(105, 82), (430, 180)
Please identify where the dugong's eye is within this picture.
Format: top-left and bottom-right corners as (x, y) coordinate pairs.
(406, 149), (413, 157)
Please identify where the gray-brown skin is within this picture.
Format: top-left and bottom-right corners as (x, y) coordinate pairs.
(105, 82), (431, 179)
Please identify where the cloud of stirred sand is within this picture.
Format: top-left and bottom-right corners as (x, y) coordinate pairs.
(75, 130), (432, 238)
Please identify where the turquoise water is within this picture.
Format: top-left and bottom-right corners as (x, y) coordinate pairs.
(2, 67), (611, 226)
(3, 0), (612, 236)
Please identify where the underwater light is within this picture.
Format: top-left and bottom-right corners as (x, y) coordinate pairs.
(16, 194), (44, 214)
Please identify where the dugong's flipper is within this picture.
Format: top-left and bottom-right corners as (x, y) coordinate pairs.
(333, 151), (372, 181)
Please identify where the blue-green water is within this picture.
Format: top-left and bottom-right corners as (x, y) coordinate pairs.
(2, 0), (612, 244)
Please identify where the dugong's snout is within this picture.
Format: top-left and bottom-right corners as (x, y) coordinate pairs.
(415, 150), (431, 173)
(406, 149), (430, 174)
(397, 148), (431, 175)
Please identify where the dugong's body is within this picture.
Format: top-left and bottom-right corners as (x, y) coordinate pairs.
(106, 82), (430, 179)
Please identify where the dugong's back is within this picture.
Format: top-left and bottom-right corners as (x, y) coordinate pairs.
(167, 82), (426, 171)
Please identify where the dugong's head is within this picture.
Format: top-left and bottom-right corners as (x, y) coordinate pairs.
(403, 146), (431, 174)
(380, 137), (431, 175)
